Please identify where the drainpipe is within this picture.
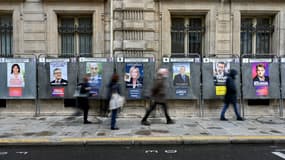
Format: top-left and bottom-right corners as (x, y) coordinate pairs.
(110, 0), (113, 59)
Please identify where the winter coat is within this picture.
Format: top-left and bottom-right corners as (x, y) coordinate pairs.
(151, 76), (167, 103)
(107, 81), (121, 100)
(79, 82), (90, 98)
(224, 69), (238, 104)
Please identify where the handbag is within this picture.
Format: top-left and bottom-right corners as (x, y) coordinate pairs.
(73, 85), (89, 97)
(109, 93), (125, 110)
(73, 86), (81, 97)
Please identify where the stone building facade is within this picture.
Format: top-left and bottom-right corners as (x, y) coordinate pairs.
(0, 0), (284, 118)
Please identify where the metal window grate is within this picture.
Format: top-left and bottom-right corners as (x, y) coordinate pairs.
(58, 17), (92, 57)
(78, 18), (92, 57)
(241, 17), (274, 55)
(188, 18), (203, 55)
(171, 18), (204, 56)
(0, 15), (12, 57)
(59, 18), (75, 57)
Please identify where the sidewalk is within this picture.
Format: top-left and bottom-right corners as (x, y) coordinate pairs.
(0, 115), (285, 145)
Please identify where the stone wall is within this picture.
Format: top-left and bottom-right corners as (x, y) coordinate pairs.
(0, 0), (284, 117)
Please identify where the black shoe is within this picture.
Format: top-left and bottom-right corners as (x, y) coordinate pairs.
(84, 121), (92, 124)
(111, 127), (119, 130)
(167, 119), (175, 124)
(220, 117), (228, 121)
(237, 117), (244, 121)
(141, 120), (151, 126)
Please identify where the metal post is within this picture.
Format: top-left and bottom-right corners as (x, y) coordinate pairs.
(279, 57), (283, 118)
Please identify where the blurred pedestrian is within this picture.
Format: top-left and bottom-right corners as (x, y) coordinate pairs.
(77, 74), (92, 124)
(141, 68), (175, 125)
(220, 69), (244, 121)
(108, 73), (121, 130)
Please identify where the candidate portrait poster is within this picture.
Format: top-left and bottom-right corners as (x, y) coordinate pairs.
(7, 63), (25, 88)
(86, 62), (103, 96)
(213, 61), (230, 96)
(172, 63), (190, 86)
(124, 63), (143, 89)
(50, 62), (68, 86)
(251, 62), (269, 96)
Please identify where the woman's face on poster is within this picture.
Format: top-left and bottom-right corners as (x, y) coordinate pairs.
(130, 68), (139, 79)
(13, 65), (19, 74)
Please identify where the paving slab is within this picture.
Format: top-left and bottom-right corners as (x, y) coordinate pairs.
(0, 115), (284, 144)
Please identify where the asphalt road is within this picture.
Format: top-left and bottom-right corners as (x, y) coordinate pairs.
(0, 144), (285, 160)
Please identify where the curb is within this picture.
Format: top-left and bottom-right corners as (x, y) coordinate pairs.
(1, 136), (285, 145)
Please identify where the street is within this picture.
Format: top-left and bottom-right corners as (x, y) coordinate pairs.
(0, 144), (285, 160)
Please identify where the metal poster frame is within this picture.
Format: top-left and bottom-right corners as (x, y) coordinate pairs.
(201, 54), (241, 117)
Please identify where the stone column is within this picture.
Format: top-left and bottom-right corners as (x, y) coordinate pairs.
(22, 0), (46, 56)
(215, 0), (232, 55)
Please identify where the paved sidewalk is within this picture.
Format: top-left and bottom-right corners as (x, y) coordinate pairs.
(0, 115), (285, 145)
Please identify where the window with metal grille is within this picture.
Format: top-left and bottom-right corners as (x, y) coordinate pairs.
(241, 17), (274, 55)
(58, 16), (92, 57)
(171, 17), (204, 57)
(0, 15), (12, 57)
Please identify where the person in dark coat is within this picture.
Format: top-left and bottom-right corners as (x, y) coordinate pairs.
(77, 74), (92, 124)
(220, 69), (243, 121)
(141, 68), (175, 125)
(108, 73), (121, 130)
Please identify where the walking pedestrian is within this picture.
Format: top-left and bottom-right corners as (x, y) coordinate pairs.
(108, 73), (121, 130)
(220, 69), (244, 121)
(141, 68), (175, 125)
(77, 74), (92, 124)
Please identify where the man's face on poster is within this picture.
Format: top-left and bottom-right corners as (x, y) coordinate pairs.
(256, 66), (265, 78)
(179, 66), (185, 75)
(217, 63), (225, 74)
(90, 65), (99, 75)
(54, 69), (62, 80)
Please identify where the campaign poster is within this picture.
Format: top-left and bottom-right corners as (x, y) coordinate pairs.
(128, 89), (141, 99)
(172, 63), (190, 86)
(86, 62), (102, 96)
(175, 88), (188, 97)
(50, 62), (68, 86)
(213, 61), (230, 95)
(251, 62), (269, 96)
(51, 87), (65, 97)
(125, 63), (143, 88)
(9, 87), (23, 97)
(7, 63), (25, 87)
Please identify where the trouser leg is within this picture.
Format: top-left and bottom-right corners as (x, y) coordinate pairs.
(111, 109), (118, 128)
(160, 102), (171, 121)
(83, 102), (89, 122)
(83, 108), (88, 122)
(79, 98), (89, 122)
(142, 102), (157, 121)
(232, 102), (242, 118)
(220, 103), (229, 119)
